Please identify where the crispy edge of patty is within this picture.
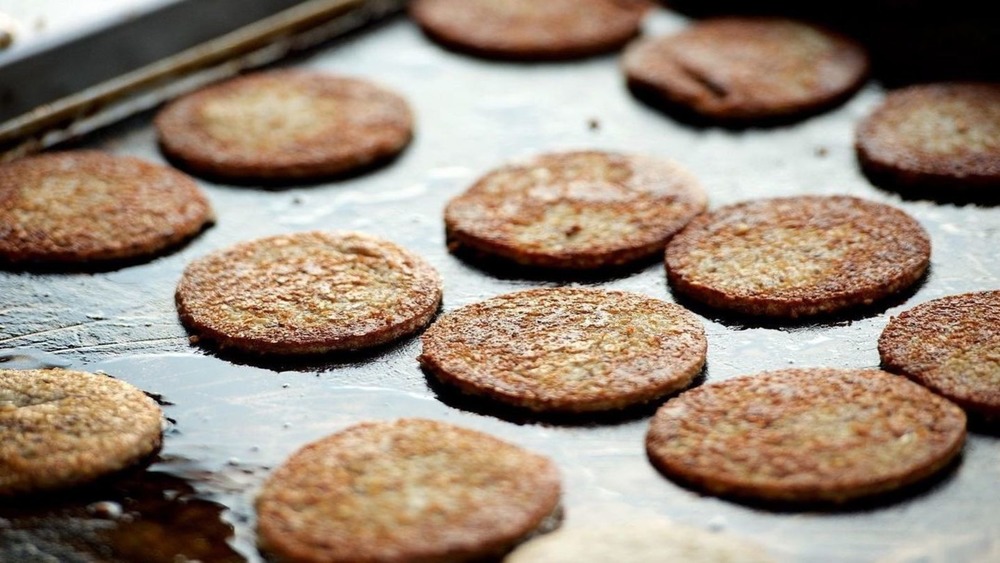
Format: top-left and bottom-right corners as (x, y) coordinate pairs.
(622, 16), (870, 124)
(155, 70), (414, 181)
(855, 82), (1000, 192)
(175, 231), (443, 355)
(0, 368), (163, 496)
(645, 368), (967, 504)
(879, 290), (1000, 418)
(409, 0), (647, 61)
(419, 287), (707, 412)
(255, 418), (562, 563)
(444, 151), (708, 270)
(0, 150), (213, 265)
(664, 195), (930, 318)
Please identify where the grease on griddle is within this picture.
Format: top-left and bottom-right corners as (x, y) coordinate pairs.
(0, 470), (242, 563)
(0, 348), (72, 370)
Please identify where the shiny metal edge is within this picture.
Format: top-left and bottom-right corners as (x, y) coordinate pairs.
(0, 0), (407, 162)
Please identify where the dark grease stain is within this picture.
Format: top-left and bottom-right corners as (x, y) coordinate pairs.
(0, 348), (73, 370)
(0, 470), (243, 563)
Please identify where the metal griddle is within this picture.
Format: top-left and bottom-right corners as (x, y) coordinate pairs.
(2, 3), (999, 562)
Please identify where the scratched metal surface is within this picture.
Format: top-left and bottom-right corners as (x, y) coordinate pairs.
(1, 7), (999, 563)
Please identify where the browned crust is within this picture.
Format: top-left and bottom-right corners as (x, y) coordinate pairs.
(155, 70), (413, 182)
(664, 195), (930, 319)
(856, 83), (1000, 193)
(175, 231), (442, 355)
(0, 151), (213, 266)
(646, 368), (967, 504)
(622, 17), (870, 124)
(0, 369), (163, 496)
(419, 287), (707, 413)
(445, 151), (708, 270)
(879, 290), (1000, 418)
(255, 418), (562, 563)
(409, 0), (648, 61)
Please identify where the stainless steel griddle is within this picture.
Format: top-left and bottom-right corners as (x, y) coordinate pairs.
(1, 2), (999, 562)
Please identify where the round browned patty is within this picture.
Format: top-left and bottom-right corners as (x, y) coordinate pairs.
(665, 195), (930, 319)
(445, 151), (708, 270)
(623, 17), (869, 124)
(256, 418), (562, 563)
(409, 0), (648, 60)
(506, 520), (775, 563)
(0, 369), (163, 496)
(856, 83), (1000, 194)
(879, 290), (1000, 419)
(175, 231), (442, 355)
(419, 288), (707, 413)
(155, 70), (413, 181)
(646, 368), (967, 504)
(0, 151), (213, 266)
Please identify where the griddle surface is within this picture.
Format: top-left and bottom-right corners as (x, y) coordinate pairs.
(2, 10), (999, 562)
